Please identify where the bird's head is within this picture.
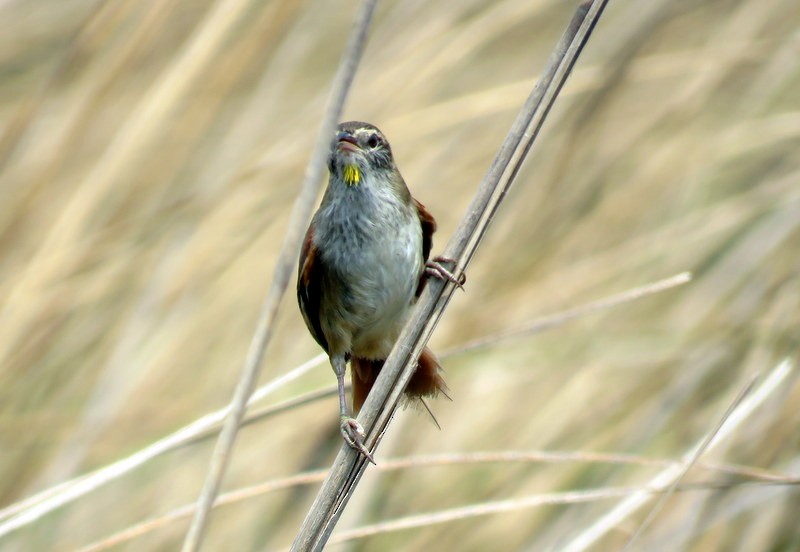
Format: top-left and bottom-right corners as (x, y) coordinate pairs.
(328, 121), (396, 187)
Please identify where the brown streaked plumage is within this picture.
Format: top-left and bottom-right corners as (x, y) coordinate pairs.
(297, 121), (460, 461)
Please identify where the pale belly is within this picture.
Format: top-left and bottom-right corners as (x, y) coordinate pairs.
(319, 219), (423, 359)
(349, 255), (419, 359)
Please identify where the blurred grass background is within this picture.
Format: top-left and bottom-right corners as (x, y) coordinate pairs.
(1, 0), (799, 550)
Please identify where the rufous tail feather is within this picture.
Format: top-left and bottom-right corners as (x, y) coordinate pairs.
(350, 347), (448, 414)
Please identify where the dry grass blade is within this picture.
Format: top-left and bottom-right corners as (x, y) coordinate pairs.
(3, 0), (798, 550)
(0, 0), (253, 368)
(0, 268), (688, 537)
(326, 480), (800, 547)
(179, 2), (380, 548)
(0, 355), (324, 537)
(290, 2), (610, 550)
(76, 470), (332, 552)
(562, 358), (795, 552)
(75, 451), (800, 552)
(621, 372), (761, 550)
(445, 272), (691, 356)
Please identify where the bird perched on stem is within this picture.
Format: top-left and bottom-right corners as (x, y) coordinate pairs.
(297, 121), (463, 462)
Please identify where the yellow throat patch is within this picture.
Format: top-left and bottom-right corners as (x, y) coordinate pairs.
(343, 164), (361, 186)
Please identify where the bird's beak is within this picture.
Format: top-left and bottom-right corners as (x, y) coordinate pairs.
(336, 132), (361, 154)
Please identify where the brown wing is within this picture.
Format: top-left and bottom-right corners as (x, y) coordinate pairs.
(297, 223), (329, 353)
(414, 198), (437, 298)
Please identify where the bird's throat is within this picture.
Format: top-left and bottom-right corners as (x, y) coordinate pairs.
(343, 164), (361, 186)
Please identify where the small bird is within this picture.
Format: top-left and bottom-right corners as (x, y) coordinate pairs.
(297, 121), (462, 462)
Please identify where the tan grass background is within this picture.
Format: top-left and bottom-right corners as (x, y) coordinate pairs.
(1, 0), (799, 550)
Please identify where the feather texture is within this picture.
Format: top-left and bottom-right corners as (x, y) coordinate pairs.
(351, 347), (447, 413)
(296, 121), (449, 425)
(414, 198), (437, 298)
(297, 224), (329, 353)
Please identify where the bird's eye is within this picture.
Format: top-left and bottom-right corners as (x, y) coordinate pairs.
(367, 134), (379, 148)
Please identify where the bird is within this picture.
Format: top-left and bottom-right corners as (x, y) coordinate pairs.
(297, 121), (463, 462)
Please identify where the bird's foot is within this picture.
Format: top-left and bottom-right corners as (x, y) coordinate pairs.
(425, 256), (466, 290)
(340, 416), (376, 464)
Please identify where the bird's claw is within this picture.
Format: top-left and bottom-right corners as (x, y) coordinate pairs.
(425, 256), (466, 290)
(340, 416), (376, 464)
